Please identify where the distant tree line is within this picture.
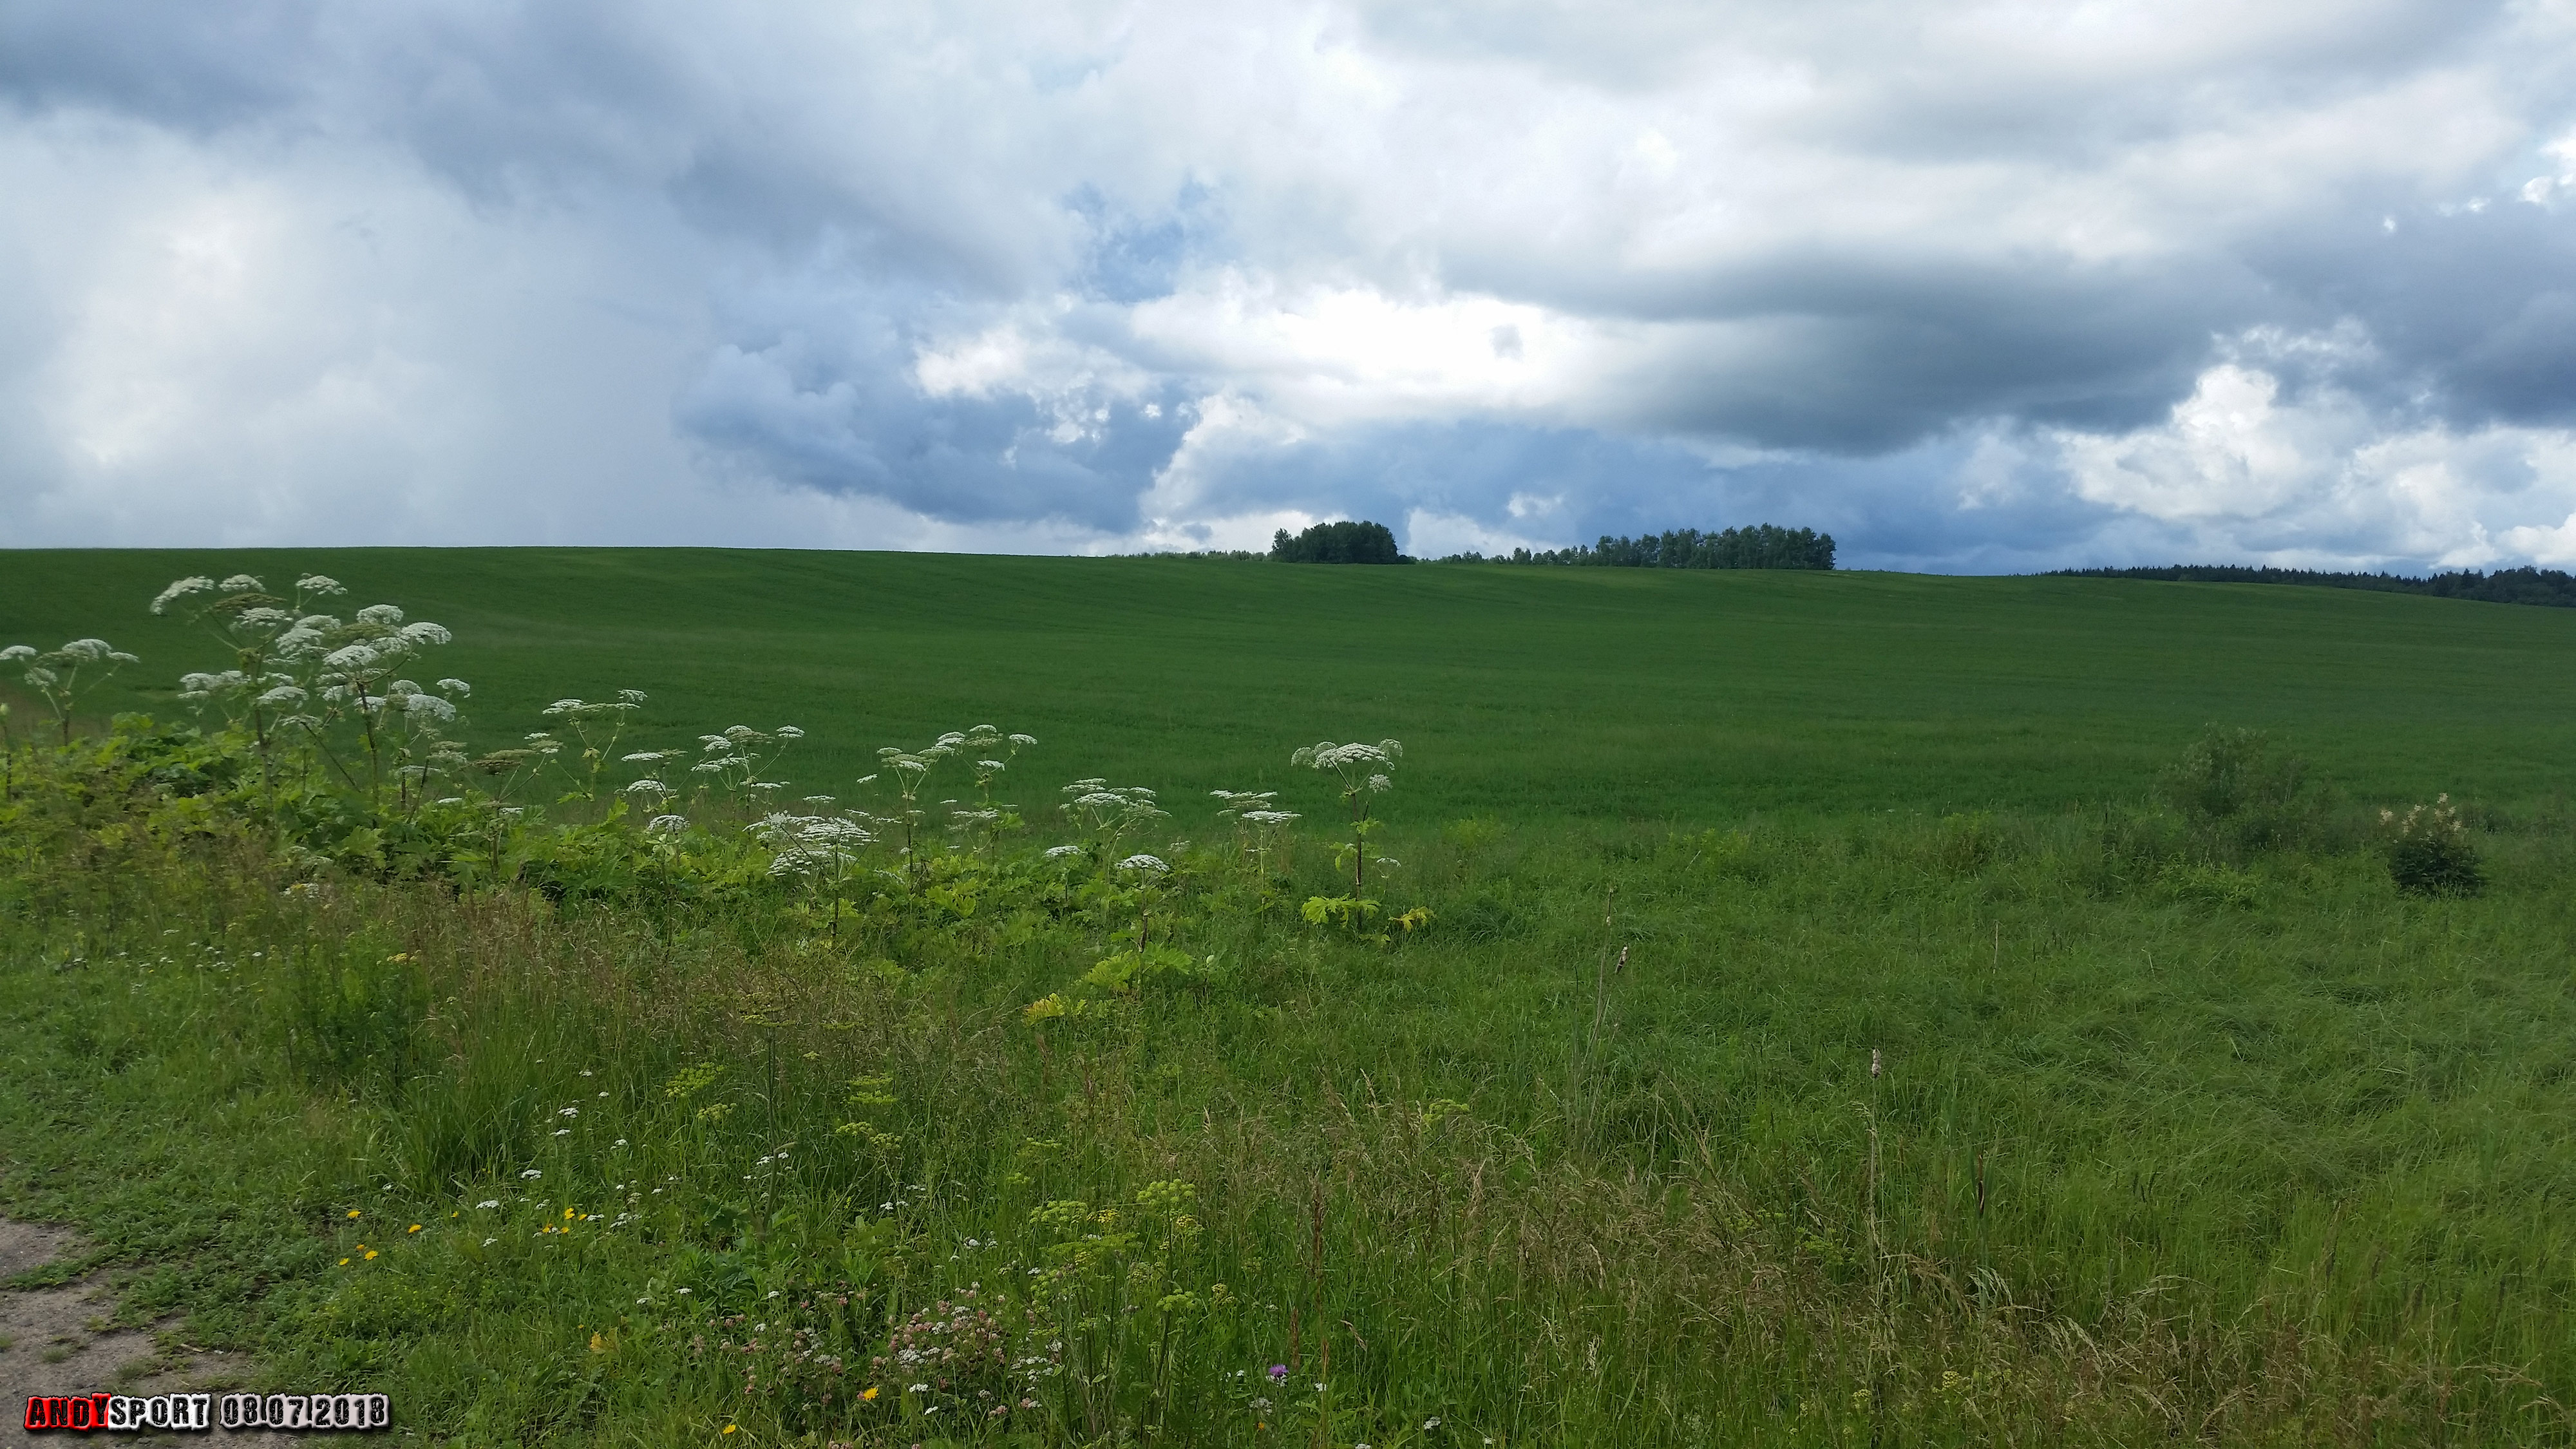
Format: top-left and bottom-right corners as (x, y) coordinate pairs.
(1439, 524), (1836, 571)
(1271, 520), (1410, 564)
(2049, 564), (2576, 609)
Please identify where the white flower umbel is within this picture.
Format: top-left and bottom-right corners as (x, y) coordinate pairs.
(1213, 790), (1303, 876)
(1058, 779), (1169, 862)
(533, 691), (652, 802)
(747, 809), (875, 936)
(2, 638), (142, 745)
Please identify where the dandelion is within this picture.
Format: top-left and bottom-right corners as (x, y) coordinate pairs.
(347, 1209), (362, 1218)
(364, 1250), (378, 1260)
(862, 1385), (880, 1401)
(408, 1224), (422, 1233)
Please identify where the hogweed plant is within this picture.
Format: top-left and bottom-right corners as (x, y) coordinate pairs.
(947, 724), (1038, 857)
(749, 809), (876, 938)
(531, 691), (650, 802)
(867, 725), (1035, 886)
(1, 637), (143, 745)
(1057, 781), (1170, 865)
(1211, 790), (1300, 878)
(151, 571), (345, 766)
(1289, 738), (1403, 896)
(687, 724), (805, 817)
(274, 598), (466, 805)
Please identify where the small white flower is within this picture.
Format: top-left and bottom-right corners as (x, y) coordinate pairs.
(1044, 844), (1084, 859)
(477, 1199), (500, 1209)
(355, 603), (406, 627)
(1115, 853), (1170, 875)
(558, 1106), (579, 1117)
(520, 1169), (542, 1179)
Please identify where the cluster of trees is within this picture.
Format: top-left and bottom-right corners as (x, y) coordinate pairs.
(1270, 520), (1409, 564)
(2050, 564), (2576, 609)
(1442, 524), (1836, 571)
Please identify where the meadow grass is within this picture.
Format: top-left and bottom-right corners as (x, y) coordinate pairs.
(8, 547), (2576, 818)
(1, 551), (2573, 1446)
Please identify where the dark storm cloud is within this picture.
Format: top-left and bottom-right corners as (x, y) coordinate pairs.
(4, 0), (2576, 565)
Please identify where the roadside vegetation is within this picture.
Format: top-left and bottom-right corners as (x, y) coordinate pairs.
(2, 565), (2571, 1446)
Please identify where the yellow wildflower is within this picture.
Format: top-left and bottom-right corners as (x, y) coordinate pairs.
(860, 1386), (878, 1401)
(346, 1210), (361, 1218)
(364, 1250), (378, 1260)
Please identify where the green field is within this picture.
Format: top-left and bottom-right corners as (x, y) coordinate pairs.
(7, 547), (2575, 820)
(4, 550), (2574, 1447)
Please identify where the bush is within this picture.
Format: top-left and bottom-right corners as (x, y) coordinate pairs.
(2384, 795), (2486, 897)
(2159, 726), (2305, 822)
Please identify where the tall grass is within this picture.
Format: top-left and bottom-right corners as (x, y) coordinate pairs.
(4, 732), (2571, 1446)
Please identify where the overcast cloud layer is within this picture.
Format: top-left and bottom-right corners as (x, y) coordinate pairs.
(5, 0), (2576, 569)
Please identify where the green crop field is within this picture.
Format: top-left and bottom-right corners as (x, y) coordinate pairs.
(4, 549), (2574, 1447)
(6, 547), (2576, 821)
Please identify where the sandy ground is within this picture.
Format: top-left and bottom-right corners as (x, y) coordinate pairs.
(0, 1219), (305, 1445)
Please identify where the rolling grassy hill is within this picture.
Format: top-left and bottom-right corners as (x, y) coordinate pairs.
(8, 547), (2576, 1443)
(6, 547), (2572, 822)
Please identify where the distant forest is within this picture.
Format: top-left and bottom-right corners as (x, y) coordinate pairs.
(2050, 564), (2576, 609)
(1441, 524), (1836, 571)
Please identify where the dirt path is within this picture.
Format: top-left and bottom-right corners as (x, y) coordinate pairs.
(0, 1220), (302, 1446)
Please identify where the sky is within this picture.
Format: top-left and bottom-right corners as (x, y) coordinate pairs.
(3, 0), (2575, 572)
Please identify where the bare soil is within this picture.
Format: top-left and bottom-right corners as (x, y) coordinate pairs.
(0, 1219), (301, 1446)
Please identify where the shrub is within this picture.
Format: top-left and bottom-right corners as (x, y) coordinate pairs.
(2383, 794), (2486, 897)
(2159, 726), (2305, 822)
